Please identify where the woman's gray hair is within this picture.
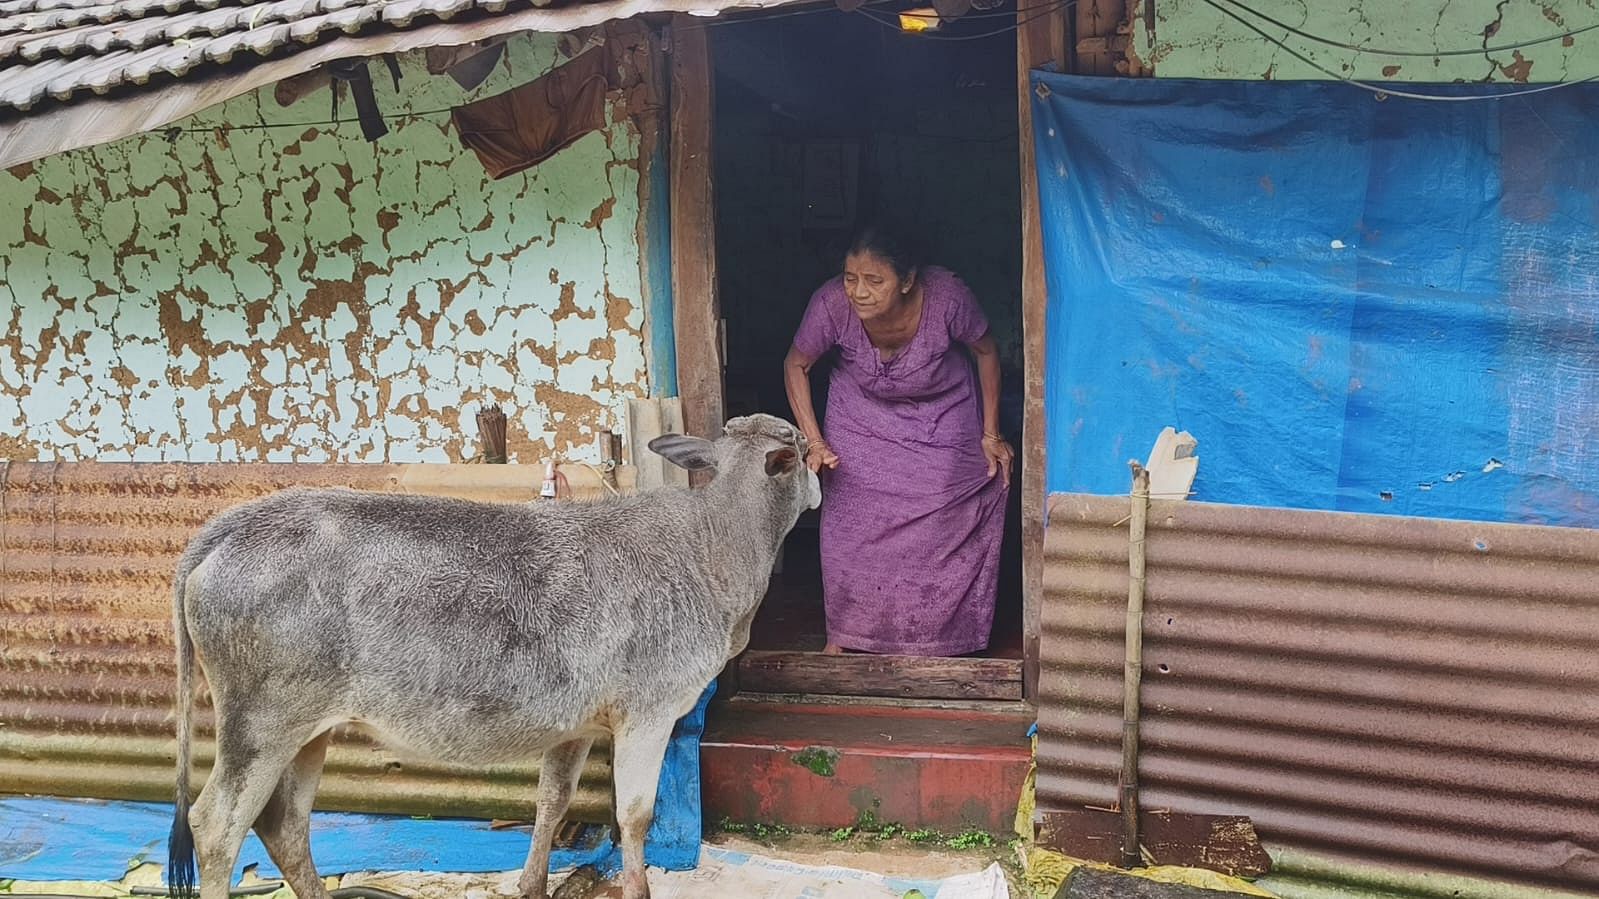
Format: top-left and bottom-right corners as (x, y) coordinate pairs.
(846, 221), (923, 280)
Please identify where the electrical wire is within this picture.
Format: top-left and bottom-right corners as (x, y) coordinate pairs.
(169, 105), (460, 134)
(127, 0), (1599, 136)
(693, 0), (854, 27)
(161, 2), (860, 132)
(858, 0), (1072, 41)
(897, 0), (1076, 21)
(694, 0), (1058, 29)
(1196, 0), (1599, 101)
(857, 0), (1076, 42)
(1213, 0), (1599, 58)
(173, 0), (1064, 134)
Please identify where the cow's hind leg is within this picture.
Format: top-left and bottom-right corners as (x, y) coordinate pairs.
(518, 737), (595, 899)
(610, 718), (675, 899)
(189, 716), (318, 899)
(254, 730), (334, 899)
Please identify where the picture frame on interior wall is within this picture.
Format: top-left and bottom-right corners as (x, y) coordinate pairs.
(801, 139), (859, 230)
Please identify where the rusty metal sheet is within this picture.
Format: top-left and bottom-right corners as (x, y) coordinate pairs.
(1034, 807), (1271, 877)
(1037, 493), (1599, 892)
(0, 461), (629, 821)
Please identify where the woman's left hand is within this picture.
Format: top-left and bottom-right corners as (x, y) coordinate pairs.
(982, 434), (1014, 482)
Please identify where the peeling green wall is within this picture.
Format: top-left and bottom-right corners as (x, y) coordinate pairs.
(1137, 0), (1599, 82)
(1, 33), (649, 464)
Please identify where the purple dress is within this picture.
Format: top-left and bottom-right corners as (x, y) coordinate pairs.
(792, 267), (1009, 656)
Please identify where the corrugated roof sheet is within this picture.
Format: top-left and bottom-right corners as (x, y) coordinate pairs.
(0, 0), (793, 166)
(0, 0), (538, 111)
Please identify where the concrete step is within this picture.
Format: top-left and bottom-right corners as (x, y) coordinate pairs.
(701, 695), (1034, 835)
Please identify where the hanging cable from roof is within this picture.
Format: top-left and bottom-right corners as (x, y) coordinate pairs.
(1193, 0), (1599, 102)
(1210, 0), (1599, 58)
(854, 0), (1077, 41)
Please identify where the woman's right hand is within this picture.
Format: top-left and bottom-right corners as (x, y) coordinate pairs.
(806, 440), (840, 472)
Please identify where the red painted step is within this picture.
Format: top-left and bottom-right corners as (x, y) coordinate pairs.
(701, 697), (1034, 834)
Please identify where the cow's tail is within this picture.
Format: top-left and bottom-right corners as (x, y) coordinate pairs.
(167, 544), (207, 899)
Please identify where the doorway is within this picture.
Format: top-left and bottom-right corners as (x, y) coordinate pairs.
(709, 5), (1025, 699)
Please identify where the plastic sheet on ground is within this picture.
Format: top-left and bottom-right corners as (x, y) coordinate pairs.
(0, 687), (714, 884)
(0, 845), (1011, 899)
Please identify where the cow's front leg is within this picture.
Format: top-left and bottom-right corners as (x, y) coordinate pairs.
(519, 737), (596, 899)
(610, 717), (675, 899)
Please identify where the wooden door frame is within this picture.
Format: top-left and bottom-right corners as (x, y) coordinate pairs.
(668, 15), (726, 445)
(1016, 3), (1071, 702)
(668, 10), (1058, 704)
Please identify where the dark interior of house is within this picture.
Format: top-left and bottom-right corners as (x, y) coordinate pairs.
(710, 6), (1025, 662)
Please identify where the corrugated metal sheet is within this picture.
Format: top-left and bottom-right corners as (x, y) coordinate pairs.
(0, 0), (799, 168)
(1037, 493), (1599, 892)
(0, 461), (633, 821)
(0, 0), (790, 111)
(0, 0), (519, 111)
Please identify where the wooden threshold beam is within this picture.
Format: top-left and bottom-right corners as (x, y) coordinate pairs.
(738, 650), (1024, 701)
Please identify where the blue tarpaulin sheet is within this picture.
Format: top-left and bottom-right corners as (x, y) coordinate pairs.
(1032, 73), (1599, 526)
(0, 684), (713, 883)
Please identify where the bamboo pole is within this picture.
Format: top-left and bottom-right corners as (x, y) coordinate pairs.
(1120, 461), (1151, 868)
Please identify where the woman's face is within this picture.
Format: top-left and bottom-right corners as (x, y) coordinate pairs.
(843, 250), (912, 323)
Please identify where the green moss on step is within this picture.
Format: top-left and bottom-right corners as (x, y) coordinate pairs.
(791, 747), (839, 777)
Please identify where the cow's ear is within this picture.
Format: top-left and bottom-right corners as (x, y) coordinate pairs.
(765, 447), (799, 476)
(648, 434), (718, 471)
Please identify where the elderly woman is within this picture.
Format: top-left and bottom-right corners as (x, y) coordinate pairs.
(784, 225), (1012, 657)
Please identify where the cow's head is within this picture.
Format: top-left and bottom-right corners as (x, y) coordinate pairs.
(648, 414), (821, 514)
